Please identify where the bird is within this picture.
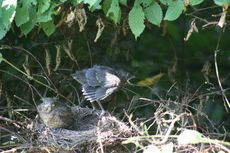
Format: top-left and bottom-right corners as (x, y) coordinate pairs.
(72, 65), (129, 110)
(37, 97), (74, 129)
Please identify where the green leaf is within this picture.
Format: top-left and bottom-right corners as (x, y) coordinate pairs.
(0, 53), (2, 63)
(144, 2), (162, 26)
(0, 0), (17, 39)
(119, 0), (127, 6)
(70, 0), (78, 5)
(164, 0), (184, 21)
(37, 0), (50, 15)
(103, 0), (111, 13)
(15, 0), (36, 27)
(142, 0), (153, 7)
(78, 0), (102, 11)
(178, 129), (203, 145)
(128, 4), (145, 39)
(20, 6), (37, 35)
(214, 0), (230, 6)
(40, 20), (55, 36)
(160, 0), (171, 5)
(189, 0), (204, 5)
(37, 5), (56, 22)
(104, 0), (121, 24)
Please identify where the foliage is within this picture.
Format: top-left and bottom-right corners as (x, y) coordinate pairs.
(4, 0), (230, 40)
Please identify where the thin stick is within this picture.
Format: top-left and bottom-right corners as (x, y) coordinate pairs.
(214, 31), (230, 110)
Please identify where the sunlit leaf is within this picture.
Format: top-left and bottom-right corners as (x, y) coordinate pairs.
(0, 0), (17, 39)
(20, 6), (37, 35)
(137, 73), (164, 86)
(128, 4), (145, 39)
(40, 20), (55, 36)
(37, 4), (56, 22)
(164, 0), (184, 21)
(214, 0), (230, 6)
(37, 0), (50, 15)
(15, 0), (36, 26)
(161, 142), (173, 153)
(106, 0), (121, 24)
(189, 0), (204, 5)
(143, 145), (161, 153)
(144, 2), (163, 26)
(119, 0), (127, 6)
(178, 129), (203, 145)
(78, 0), (102, 11)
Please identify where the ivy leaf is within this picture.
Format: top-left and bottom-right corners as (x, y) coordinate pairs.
(214, 0), (230, 6)
(128, 4), (145, 39)
(40, 20), (55, 36)
(20, 6), (37, 35)
(37, 0), (50, 15)
(104, 0), (121, 24)
(144, 2), (162, 26)
(0, 0), (17, 39)
(164, 0), (184, 21)
(189, 0), (204, 5)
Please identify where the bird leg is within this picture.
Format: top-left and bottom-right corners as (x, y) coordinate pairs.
(97, 101), (104, 111)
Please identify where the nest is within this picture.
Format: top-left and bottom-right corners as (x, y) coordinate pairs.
(32, 106), (133, 152)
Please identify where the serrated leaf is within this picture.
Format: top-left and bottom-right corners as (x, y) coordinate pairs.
(189, 0), (204, 5)
(164, 0), (184, 21)
(214, 0), (230, 6)
(0, 0), (17, 39)
(0, 53), (3, 63)
(105, 0), (121, 24)
(144, 2), (162, 26)
(40, 20), (55, 36)
(128, 5), (145, 39)
(37, 0), (50, 15)
(178, 129), (203, 145)
(20, 6), (37, 35)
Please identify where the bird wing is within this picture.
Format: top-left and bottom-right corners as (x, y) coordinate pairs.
(85, 68), (101, 87)
(82, 85), (97, 102)
(95, 87), (118, 101)
(82, 85), (118, 102)
(95, 68), (121, 88)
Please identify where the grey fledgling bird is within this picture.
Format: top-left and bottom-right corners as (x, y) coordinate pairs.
(72, 65), (129, 110)
(37, 97), (74, 128)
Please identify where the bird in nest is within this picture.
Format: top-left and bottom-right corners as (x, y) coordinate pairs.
(72, 65), (130, 111)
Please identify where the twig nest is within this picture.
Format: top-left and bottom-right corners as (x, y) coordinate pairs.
(35, 98), (132, 152)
